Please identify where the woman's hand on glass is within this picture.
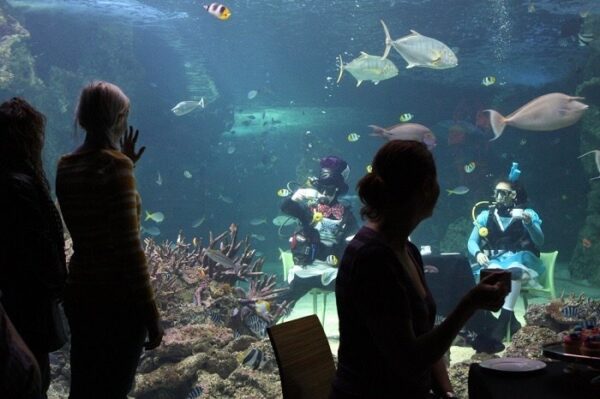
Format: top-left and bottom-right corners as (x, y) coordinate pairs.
(120, 125), (146, 164)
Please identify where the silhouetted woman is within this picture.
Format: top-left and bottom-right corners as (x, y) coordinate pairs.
(331, 140), (510, 398)
(56, 81), (163, 399)
(0, 97), (67, 399)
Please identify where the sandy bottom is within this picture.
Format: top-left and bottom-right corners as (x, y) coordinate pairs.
(285, 261), (600, 364)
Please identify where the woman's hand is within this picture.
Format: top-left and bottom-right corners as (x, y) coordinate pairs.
(464, 274), (510, 312)
(120, 126), (146, 164)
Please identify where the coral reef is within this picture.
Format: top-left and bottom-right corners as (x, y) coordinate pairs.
(0, 8), (39, 89)
(50, 226), (288, 398)
(439, 217), (472, 254)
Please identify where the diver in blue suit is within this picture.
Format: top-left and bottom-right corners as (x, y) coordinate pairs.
(468, 163), (545, 341)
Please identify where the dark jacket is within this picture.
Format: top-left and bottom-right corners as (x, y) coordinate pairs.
(0, 171), (67, 352)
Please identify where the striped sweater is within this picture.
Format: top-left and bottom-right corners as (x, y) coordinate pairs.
(56, 149), (157, 315)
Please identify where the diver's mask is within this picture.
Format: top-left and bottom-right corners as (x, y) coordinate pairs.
(494, 188), (516, 204)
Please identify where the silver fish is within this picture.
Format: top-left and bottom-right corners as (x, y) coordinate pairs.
(171, 98), (205, 116)
(486, 93), (588, 140)
(204, 249), (237, 269)
(336, 52), (398, 87)
(381, 20), (457, 69)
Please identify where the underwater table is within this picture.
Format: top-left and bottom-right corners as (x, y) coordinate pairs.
(468, 359), (600, 398)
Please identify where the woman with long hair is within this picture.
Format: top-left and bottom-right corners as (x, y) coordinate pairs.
(331, 140), (510, 398)
(0, 97), (67, 399)
(56, 81), (163, 399)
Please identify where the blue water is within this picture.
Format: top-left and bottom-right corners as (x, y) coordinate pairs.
(4, 0), (598, 267)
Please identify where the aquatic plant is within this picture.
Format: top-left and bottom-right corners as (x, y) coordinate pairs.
(144, 224), (290, 338)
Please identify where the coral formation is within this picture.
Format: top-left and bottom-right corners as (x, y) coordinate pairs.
(50, 226), (288, 398)
(0, 8), (38, 89)
(439, 217), (472, 254)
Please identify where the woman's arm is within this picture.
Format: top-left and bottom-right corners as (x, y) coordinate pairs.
(354, 245), (504, 376)
(431, 358), (454, 396)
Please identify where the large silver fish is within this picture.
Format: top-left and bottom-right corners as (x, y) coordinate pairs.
(171, 99), (205, 116)
(380, 20), (457, 70)
(336, 52), (398, 87)
(485, 93), (588, 140)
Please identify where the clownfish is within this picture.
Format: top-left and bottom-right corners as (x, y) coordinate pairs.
(203, 3), (231, 20)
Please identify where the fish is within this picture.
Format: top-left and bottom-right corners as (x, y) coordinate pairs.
(447, 186), (469, 195)
(578, 150), (600, 181)
(185, 385), (204, 399)
(561, 305), (580, 318)
(227, 145), (236, 154)
(204, 249), (237, 269)
(336, 52), (398, 87)
(366, 164), (372, 173)
(249, 218), (267, 226)
(184, 170), (193, 179)
(254, 300), (271, 318)
(250, 234), (266, 241)
(192, 216), (206, 228)
(527, 2), (535, 13)
(247, 90), (258, 99)
(272, 215), (298, 227)
(582, 238), (592, 249)
(464, 161), (476, 173)
(369, 123), (436, 150)
(203, 3), (231, 20)
(141, 225), (161, 236)
(485, 93), (588, 140)
(244, 314), (268, 338)
(218, 194), (233, 204)
(277, 188), (291, 197)
(155, 171), (162, 186)
(347, 132), (360, 142)
(399, 113), (413, 122)
(579, 31), (593, 46)
(240, 347), (267, 370)
(171, 99), (204, 116)
(380, 20), (457, 69)
(481, 76), (496, 86)
(326, 255), (338, 266)
(145, 211), (165, 223)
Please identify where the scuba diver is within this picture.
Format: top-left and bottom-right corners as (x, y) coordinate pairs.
(278, 156), (358, 305)
(468, 162), (545, 342)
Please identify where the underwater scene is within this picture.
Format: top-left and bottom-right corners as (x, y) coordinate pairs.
(1, 0), (600, 397)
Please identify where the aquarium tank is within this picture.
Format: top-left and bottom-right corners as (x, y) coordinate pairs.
(0, 0), (599, 398)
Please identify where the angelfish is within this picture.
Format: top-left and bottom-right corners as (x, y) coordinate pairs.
(485, 93), (588, 140)
(171, 98), (205, 116)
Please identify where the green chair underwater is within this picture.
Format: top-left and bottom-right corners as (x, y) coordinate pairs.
(520, 251), (558, 310)
(279, 249), (332, 323)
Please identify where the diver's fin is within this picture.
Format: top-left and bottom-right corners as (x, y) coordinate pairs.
(380, 20), (393, 60)
(485, 109), (507, 141)
(336, 55), (344, 84)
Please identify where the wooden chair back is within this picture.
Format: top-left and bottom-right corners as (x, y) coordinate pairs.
(267, 315), (336, 399)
